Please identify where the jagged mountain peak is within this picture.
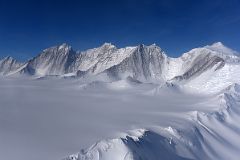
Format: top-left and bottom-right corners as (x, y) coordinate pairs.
(58, 43), (72, 50)
(43, 43), (73, 53)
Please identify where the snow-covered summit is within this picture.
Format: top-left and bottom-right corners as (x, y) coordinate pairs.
(58, 43), (72, 50)
(100, 42), (116, 49)
(43, 43), (73, 54)
(205, 42), (239, 56)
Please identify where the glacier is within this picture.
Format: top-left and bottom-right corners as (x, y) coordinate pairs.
(0, 42), (240, 160)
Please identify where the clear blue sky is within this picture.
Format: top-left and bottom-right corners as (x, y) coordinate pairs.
(0, 0), (240, 60)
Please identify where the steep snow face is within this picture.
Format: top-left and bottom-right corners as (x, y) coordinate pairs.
(105, 44), (167, 82)
(0, 56), (23, 75)
(16, 43), (76, 76)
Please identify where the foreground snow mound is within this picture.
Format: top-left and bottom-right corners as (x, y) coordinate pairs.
(64, 129), (192, 160)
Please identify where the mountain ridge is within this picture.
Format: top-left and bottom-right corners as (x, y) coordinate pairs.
(0, 42), (239, 83)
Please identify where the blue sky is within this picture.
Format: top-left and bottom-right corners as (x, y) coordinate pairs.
(0, 0), (240, 60)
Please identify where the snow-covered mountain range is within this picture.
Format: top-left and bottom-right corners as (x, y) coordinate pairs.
(1, 42), (240, 160)
(1, 42), (239, 84)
